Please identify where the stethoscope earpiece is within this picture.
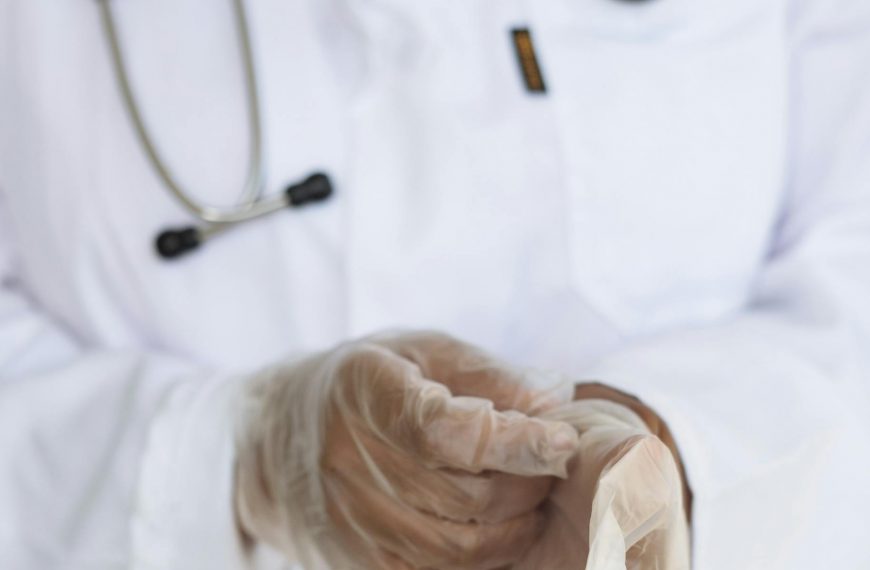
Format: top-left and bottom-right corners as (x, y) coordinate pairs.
(155, 227), (201, 260)
(286, 172), (333, 207)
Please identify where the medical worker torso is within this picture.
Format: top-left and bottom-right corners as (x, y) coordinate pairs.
(2, 0), (783, 369)
(3, 0), (869, 569)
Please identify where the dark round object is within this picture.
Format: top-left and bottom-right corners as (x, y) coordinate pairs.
(286, 172), (333, 207)
(155, 227), (201, 259)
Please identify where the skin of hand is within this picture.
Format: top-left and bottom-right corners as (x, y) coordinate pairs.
(573, 382), (693, 522)
(235, 332), (580, 569)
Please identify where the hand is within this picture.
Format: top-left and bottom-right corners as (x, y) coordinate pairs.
(516, 399), (691, 570)
(234, 332), (580, 569)
(574, 382), (693, 520)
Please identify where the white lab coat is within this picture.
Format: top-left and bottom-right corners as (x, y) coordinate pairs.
(1, 0), (869, 568)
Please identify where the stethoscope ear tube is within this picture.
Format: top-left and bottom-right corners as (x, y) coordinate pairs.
(102, 0), (336, 259)
(154, 172), (334, 260)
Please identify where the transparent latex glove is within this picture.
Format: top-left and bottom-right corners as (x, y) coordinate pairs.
(235, 332), (580, 569)
(515, 399), (691, 570)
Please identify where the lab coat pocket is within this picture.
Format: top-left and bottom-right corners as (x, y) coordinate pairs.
(535, 0), (785, 334)
(538, 0), (692, 42)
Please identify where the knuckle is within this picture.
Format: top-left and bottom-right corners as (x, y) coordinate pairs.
(465, 475), (496, 516)
(420, 423), (472, 468)
(335, 343), (386, 380)
(416, 423), (446, 463)
(411, 394), (452, 452)
(332, 344), (401, 408)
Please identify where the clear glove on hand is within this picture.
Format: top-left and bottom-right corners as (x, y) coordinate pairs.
(234, 332), (581, 569)
(516, 399), (691, 570)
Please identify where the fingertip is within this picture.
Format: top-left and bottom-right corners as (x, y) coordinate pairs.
(549, 423), (580, 453)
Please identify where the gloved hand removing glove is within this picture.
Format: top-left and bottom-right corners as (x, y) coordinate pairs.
(516, 399), (691, 570)
(573, 382), (693, 521)
(234, 332), (581, 569)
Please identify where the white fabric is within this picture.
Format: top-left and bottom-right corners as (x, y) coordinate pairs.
(131, 373), (247, 570)
(0, 0), (869, 568)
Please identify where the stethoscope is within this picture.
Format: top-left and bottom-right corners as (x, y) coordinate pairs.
(96, 0), (333, 260)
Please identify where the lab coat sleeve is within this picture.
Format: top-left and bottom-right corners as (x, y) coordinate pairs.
(0, 201), (247, 568)
(580, 3), (870, 568)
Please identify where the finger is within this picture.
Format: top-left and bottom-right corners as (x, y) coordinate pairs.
(339, 539), (417, 570)
(329, 344), (579, 477)
(321, 485), (416, 570)
(323, 410), (555, 525)
(422, 396), (580, 477)
(370, 331), (561, 413)
(393, 467), (555, 524)
(327, 469), (545, 570)
(375, 549), (416, 570)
